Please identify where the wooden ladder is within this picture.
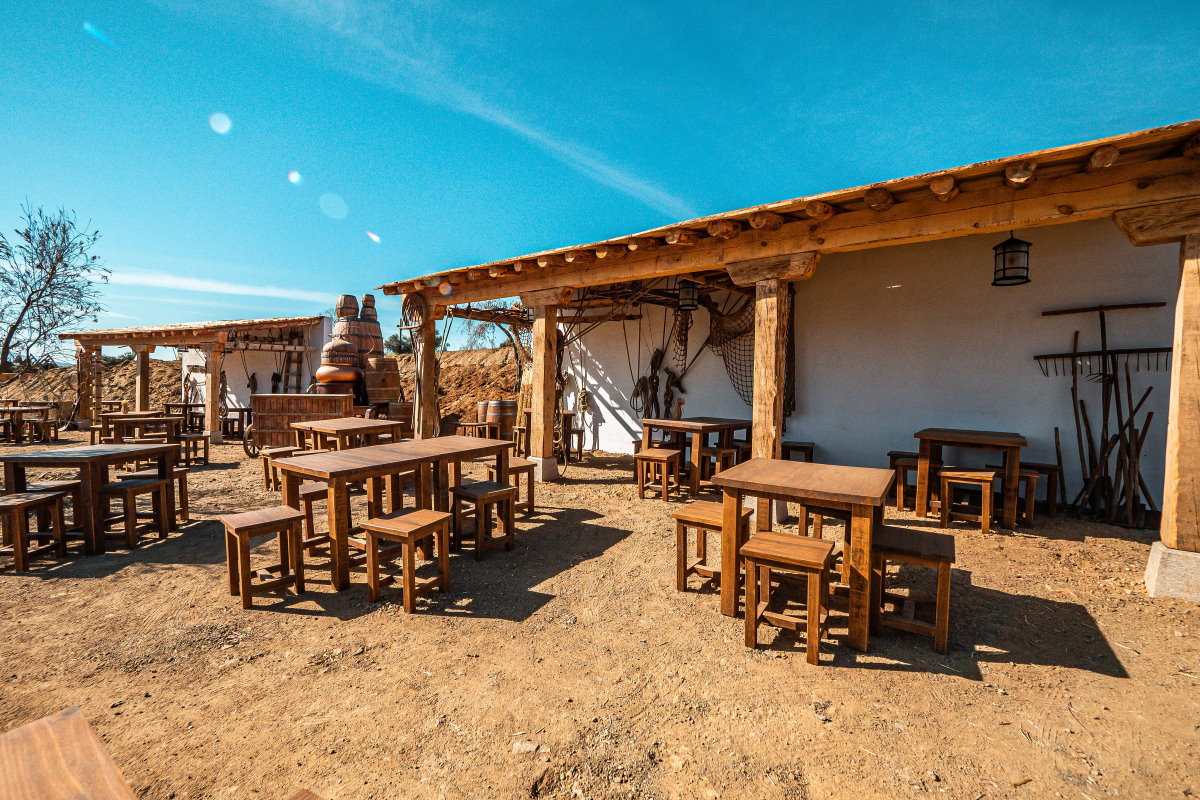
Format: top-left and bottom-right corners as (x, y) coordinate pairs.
(282, 332), (306, 394)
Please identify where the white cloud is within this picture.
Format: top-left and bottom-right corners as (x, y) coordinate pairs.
(108, 269), (328, 304)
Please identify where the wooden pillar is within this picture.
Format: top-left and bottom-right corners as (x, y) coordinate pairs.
(205, 340), (225, 444)
(529, 304), (559, 481)
(76, 343), (96, 424)
(1161, 233), (1200, 553)
(132, 345), (155, 412)
(752, 279), (791, 524)
(413, 309), (439, 439)
(92, 348), (105, 417)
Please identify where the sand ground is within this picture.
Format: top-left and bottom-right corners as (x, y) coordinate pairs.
(1, 430), (1197, 800)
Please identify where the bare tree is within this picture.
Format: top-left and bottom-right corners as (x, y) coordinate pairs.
(0, 204), (108, 371)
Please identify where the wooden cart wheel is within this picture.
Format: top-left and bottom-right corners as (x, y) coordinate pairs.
(242, 424), (261, 458)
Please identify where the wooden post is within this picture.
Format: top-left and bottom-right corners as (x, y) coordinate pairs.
(413, 309), (439, 439)
(752, 279), (790, 525)
(132, 345), (155, 412)
(92, 348), (105, 417)
(529, 304), (559, 481)
(75, 344), (95, 425)
(1161, 233), (1200, 553)
(205, 340), (225, 444)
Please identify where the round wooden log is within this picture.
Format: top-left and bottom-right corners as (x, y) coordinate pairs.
(564, 250), (595, 264)
(747, 211), (785, 230)
(1086, 145), (1120, 172)
(1184, 134), (1200, 160)
(594, 244), (627, 259)
(626, 237), (660, 252)
(804, 200), (835, 220)
(863, 187), (895, 211)
(706, 219), (743, 240)
(664, 228), (700, 246)
(537, 254), (566, 268)
(929, 175), (959, 202)
(1004, 161), (1038, 189)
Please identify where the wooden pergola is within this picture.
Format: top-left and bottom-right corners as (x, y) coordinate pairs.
(381, 119), (1200, 559)
(61, 316), (324, 442)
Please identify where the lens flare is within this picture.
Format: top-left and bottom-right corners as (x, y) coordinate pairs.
(287, 170), (302, 184)
(318, 193), (349, 220)
(209, 113), (232, 135)
(438, 281), (453, 296)
(366, 231), (381, 243)
(82, 21), (117, 49)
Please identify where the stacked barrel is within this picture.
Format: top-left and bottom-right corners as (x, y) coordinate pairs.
(314, 293), (402, 405)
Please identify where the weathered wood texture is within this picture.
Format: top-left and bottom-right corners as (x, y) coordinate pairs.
(76, 344), (95, 423)
(414, 309), (438, 439)
(727, 252), (819, 286)
(751, 280), (789, 462)
(132, 345), (153, 412)
(0, 708), (137, 800)
(1161, 234), (1200, 552)
(204, 341), (224, 444)
(250, 394), (354, 449)
(1113, 197), (1200, 246)
(529, 305), (558, 463)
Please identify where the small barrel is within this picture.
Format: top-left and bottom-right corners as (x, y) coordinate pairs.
(335, 294), (359, 320)
(476, 400), (491, 424)
(486, 399), (517, 436)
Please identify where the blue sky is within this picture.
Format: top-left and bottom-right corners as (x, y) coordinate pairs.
(4, 1), (1198, 350)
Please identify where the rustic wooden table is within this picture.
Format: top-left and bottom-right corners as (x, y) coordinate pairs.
(0, 407), (43, 444)
(639, 417), (751, 495)
(290, 417), (407, 450)
(711, 457), (894, 652)
(273, 435), (513, 589)
(0, 708), (137, 800)
(914, 428), (1027, 529)
(2, 443), (178, 553)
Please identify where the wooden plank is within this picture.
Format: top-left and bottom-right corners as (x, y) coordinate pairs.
(711, 458), (894, 507)
(1161, 233), (1200, 552)
(0, 708), (137, 800)
(726, 252), (819, 286)
(529, 305), (558, 464)
(914, 427), (1028, 448)
(1113, 197), (1200, 245)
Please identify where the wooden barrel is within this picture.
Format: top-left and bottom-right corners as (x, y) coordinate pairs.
(332, 317), (384, 360)
(364, 356), (402, 404)
(476, 400), (491, 424)
(486, 399), (517, 435)
(249, 393), (355, 448)
(335, 294), (358, 320)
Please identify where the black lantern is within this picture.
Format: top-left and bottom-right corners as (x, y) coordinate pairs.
(677, 279), (699, 311)
(992, 232), (1031, 286)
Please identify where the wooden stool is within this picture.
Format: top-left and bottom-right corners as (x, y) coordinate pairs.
(740, 532), (836, 665)
(220, 505), (305, 609)
(261, 445), (300, 490)
(361, 509), (451, 610)
(451, 481), (518, 559)
(733, 440), (751, 464)
(0, 492), (66, 572)
(634, 448), (681, 500)
(1018, 469), (1039, 525)
(872, 525), (955, 653)
(887, 450), (918, 470)
(699, 447), (736, 480)
(121, 468), (190, 523)
(298, 481), (332, 555)
(487, 457), (536, 515)
(100, 478), (170, 548)
(893, 457), (942, 512)
(179, 432), (209, 466)
(988, 461), (1060, 518)
(781, 441), (815, 462)
(567, 426), (585, 462)
(672, 500), (753, 591)
(27, 479), (84, 527)
(939, 469), (997, 535)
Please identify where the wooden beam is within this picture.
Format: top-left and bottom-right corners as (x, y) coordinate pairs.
(1185, 134), (1200, 160)
(76, 343), (95, 424)
(521, 287), (574, 307)
(529, 305), (559, 480)
(1086, 145), (1120, 173)
(864, 188), (895, 211)
(929, 175), (959, 202)
(664, 228), (700, 246)
(413, 306), (438, 439)
(132, 345), (154, 412)
(726, 252), (819, 286)
(423, 157), (1200, 305)
(707, 219), (743, 240)
(204, 341), (225, 444)
(748, 211), (785, 231)
(1161, 233), (1200, 552)
(804, 200), (835, 220)
(1004, 161), (1038, 189)
(1113, 198), (1200, 246)
(751, 279), (790, 527)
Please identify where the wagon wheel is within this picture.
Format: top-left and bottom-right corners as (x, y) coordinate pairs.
(242, 424), (262, 458)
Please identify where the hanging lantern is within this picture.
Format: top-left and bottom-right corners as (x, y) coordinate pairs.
(677, 279), (699, 311)
(992, 232), (1031, 286)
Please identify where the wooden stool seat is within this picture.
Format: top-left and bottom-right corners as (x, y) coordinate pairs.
(451, 481), (518, 559)
(987, 461), (1057, 520)
(741, 532), (835, 665)
(0, 492), (66, 572)
(220, 505), (305, 609)
(361, 509), (451, 610)
(27, 480), (84, 528)
(893, 456), (942, 512)
(939, 469), (997, 535)
(872, 525), (955, 653)
(634, 448), (681, 500)
(100, 478), (169, 548)
(781, 441), (815, 462)
(486, 457), (537, 515)
(262, 445), (300, 491)
(699, 447), (737, 480)
(178, 432), (210, 466)
(673, 500), (753, 591)
(121, 468), (190, 523)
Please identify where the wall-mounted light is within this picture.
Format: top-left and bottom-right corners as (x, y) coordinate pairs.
(992, 232), (1032, 286)
(676, 279), (699, 311)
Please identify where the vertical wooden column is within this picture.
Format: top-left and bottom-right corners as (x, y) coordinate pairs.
(529, 304), (559, 481)
(205, 340), (225, 444)
(92, 348), (105, 416)
(1161, 233), (1200, 553)
(132, 345), (155, 412)
(751, 279), (790, 524)
(413, 310), (439, 439)
(76, 343), (96, 425)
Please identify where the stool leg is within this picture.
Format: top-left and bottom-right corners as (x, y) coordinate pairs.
(503, 497), (515, 551)
(661, 461), (669, 500)
(178, 475), (189, 523)
(981, 485), (993, 536)
(291, 521), (305, 595)
(744, 560), (759, 647)
(436, 521), (450, 591)
(939, 480), (951, 529)
(871, 552), (885, 634)
(934, 561), (951, 654)
(675, 521), (687, 592)
(1047, 472), (1058, 517)
(238, 535), (253, 609)
(806, 570), (823, 666)
(813, 515), (824, 538)
(155, 486), (169, 538)
(262, 457), (272, 490)
(225, 530), (239, 595)
(124, 495), (138, 548)
(277, 528), (291, 577)
(474, 502), (487, 560)
(52, 502), (66, 557)
(636, 460), (646, 499)
(366, 531), (381, 602)
(402, 539), (417, 613)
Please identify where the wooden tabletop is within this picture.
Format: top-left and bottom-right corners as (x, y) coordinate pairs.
(1, 443), (177, 466)
(291, 417), (406, 434)
(914, 428), (1028, 448)
(0, 708), (137, 800)
(274, 435), (513, 480)
(639, 416), (751, 432)
(711, 458), (894, 506)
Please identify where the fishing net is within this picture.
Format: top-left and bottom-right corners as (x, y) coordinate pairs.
(706, 289), (795, 417)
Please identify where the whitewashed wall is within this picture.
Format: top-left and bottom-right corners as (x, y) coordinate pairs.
(179, 318), (330, 408)
(562, 220), (1179, 497)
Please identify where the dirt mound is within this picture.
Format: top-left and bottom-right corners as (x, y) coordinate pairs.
(0, 359), (181, 416)
(394, 347), (521, 421)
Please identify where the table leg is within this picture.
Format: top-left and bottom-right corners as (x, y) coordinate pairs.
(80, 463), (104, 554)
(915, 439), (933, 518)
(690, 432), (703, 495)
(434, 462), (450, 512)
(847, 503), (874, 652)
(640, 424), (652, 451)
(326, 477), (351, 590)
(720, 488), (743, 617)
(495, 448), (510, 485)
(1002, 447), (1020, 529)
(416, 463), (432, 509)
(158, 452), (178, 532)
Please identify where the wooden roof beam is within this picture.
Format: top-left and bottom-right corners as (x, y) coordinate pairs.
(1113, 197), (1200, 246)
(726, 252), (819, 286)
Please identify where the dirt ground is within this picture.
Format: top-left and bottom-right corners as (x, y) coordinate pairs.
(1, 430), (1197, 800)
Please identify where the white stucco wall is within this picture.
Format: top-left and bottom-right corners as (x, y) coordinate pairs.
(562, 220), (1179, 498)
(179, 318), (330, 408)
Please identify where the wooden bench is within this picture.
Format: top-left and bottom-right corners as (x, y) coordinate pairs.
(220, 506), (306, 609)
(451, 481), (518, 559)
(0, 492), (66, 572)
(939, 469), (997, 535)
(634, 448), (681, 500)
(872, 525), (955, 653)
(27, 479), (84, 528)
(361, 509), (451, 610)
(100, 478), (169, 548)
(672, 500), (753, 591)
(487, 457), (536, 515)
(741, 532), (835, 665)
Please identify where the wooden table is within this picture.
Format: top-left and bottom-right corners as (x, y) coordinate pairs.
(273, 435), (514, 589)
(2, 443), (178, 554)
(639, 417), (751, 495)
(0, 407), (42, 444)
(914, 428), (1027, 529)
(711, 458), (894, 652)
(111, 415), (183, 443)
(0, 708), (137, 800)
(290, 417), (407, 450)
